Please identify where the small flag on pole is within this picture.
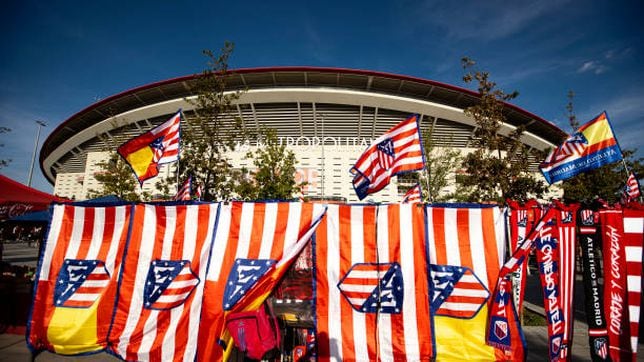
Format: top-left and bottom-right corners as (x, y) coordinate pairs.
(117, 111), (181, 185)
(401, 183), (422, 203)
(195, 183), (203, 201)
(621, 172), (641, 203)
(174, 176), (192, 201)
(539, 111), (623, 184)
(350, 114), (425, 200)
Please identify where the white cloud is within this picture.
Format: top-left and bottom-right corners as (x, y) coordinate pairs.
(421, 0), (571, 40)
(577, 61), (608, 74)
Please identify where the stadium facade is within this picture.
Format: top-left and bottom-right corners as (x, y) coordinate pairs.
(40, 67), (567, 202)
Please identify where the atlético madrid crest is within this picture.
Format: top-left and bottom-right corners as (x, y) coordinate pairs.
(430, 264), (489, 319)
(54, 259), (110, 308)
(143, 260), (199, 310)
(337, 262), (404, 314)
(223, 258), (276, 310)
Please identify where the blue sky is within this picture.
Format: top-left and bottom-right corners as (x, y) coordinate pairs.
(1, 0), (643, 193)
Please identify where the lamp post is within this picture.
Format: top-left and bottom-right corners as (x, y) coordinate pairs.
(28, 120), (47, 187)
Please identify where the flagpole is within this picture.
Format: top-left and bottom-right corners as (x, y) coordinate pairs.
(176, 110), (185, 192)
(621, 159), (630, 178)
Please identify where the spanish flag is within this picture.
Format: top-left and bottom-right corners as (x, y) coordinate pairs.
(540, 111), (623, 184)
(27, 203), (131, 355)
(117, 111), (181, 185)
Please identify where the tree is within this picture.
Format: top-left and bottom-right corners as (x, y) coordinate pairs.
(417, 129), (462, 202)
(235, 128), (304, 200)
(87, 152), (150, 201)
(158, 42), (249, 201)
(0, 127), (11, 169)
(454, 58), (547, 203)
(561, 91), (643, 203)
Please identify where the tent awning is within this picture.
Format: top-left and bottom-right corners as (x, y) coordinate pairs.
(0, 174), (66, 220)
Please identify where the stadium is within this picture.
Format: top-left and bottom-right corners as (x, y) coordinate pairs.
(39, 67), (567, 201)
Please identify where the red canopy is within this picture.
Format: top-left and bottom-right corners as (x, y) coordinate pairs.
(0, 174), (66, 220)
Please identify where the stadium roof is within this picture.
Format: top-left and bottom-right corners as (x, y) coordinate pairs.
(40, 66), (567, 184)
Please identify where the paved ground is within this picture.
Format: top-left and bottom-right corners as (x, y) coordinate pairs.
(4, 324), (643, 361)
(1, 241), (40, 269)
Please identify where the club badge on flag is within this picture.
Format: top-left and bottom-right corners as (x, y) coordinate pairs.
(539, 111), (623, 184)
(54, 259), (110, 308)
(223, 258), (277, 310)
(337, 262), (404, 314)
(144, 260), (200, 310)
(117, 111), (181, 185)
(350, 114), (425, 200)
(430, 264), (489, 319)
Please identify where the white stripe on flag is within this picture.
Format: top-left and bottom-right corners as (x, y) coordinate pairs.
(351, 206), (369, 362)
(624, 217), (643, 233)
(326, 205), (343, 360)
(376, 205), (393, 361)
(207, 203), (231, 282)
(40, 205), (65, 280)
(400, 204), (421, 361)
(87, 207), (105, 259)
(444, 208), (461, 266)
(118, 205), (157, 358)
(64, 207), (85, 260)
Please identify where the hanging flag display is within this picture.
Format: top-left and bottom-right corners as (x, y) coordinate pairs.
(401, 183), (422, 203)
(507, 199), (542, 318)
(197, 202), (326, 361)
(350, 114), (425, 200)
(600, 208), (630, 361)
(117, 111), (181, 185)
(534, 202), (579, 361)
(539, 112), (623, 184)
(427, 204), (524, 361)
(488, 207), (557, 352)
(578, 207), (611, 361)
(621, 205), (643, 361)
(174, 176), (192, 201)
(27, 203), (131, 355)
(314, 204), (432, 361)
(107, 203), (219, 362)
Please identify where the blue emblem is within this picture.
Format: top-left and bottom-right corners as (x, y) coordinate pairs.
(376, 138), (395, 170)
(223, 258), (276, 310)
(150, 136), (165, 150)
(430, 264), (489, 318)
(54, 259), (110, 308)
(337, 262), (403, 314)
(144, 259), (199, 310)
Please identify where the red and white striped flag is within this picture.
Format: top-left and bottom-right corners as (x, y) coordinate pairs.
(173, 176), (191, 201)
(622, 206), (643, 360)
(197, 202), (327, 361)
(351, 114), (425, 200)
(622, 172), (641, 203)
(427, 205), (524, 361)
(401, 183), (422, 203)
(117, 111), (181, 184)
(506, 200), (542, 318)
(107, 203), (219, 362)
(315, 204), (433, 361)
(28, 204), (131, 355)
